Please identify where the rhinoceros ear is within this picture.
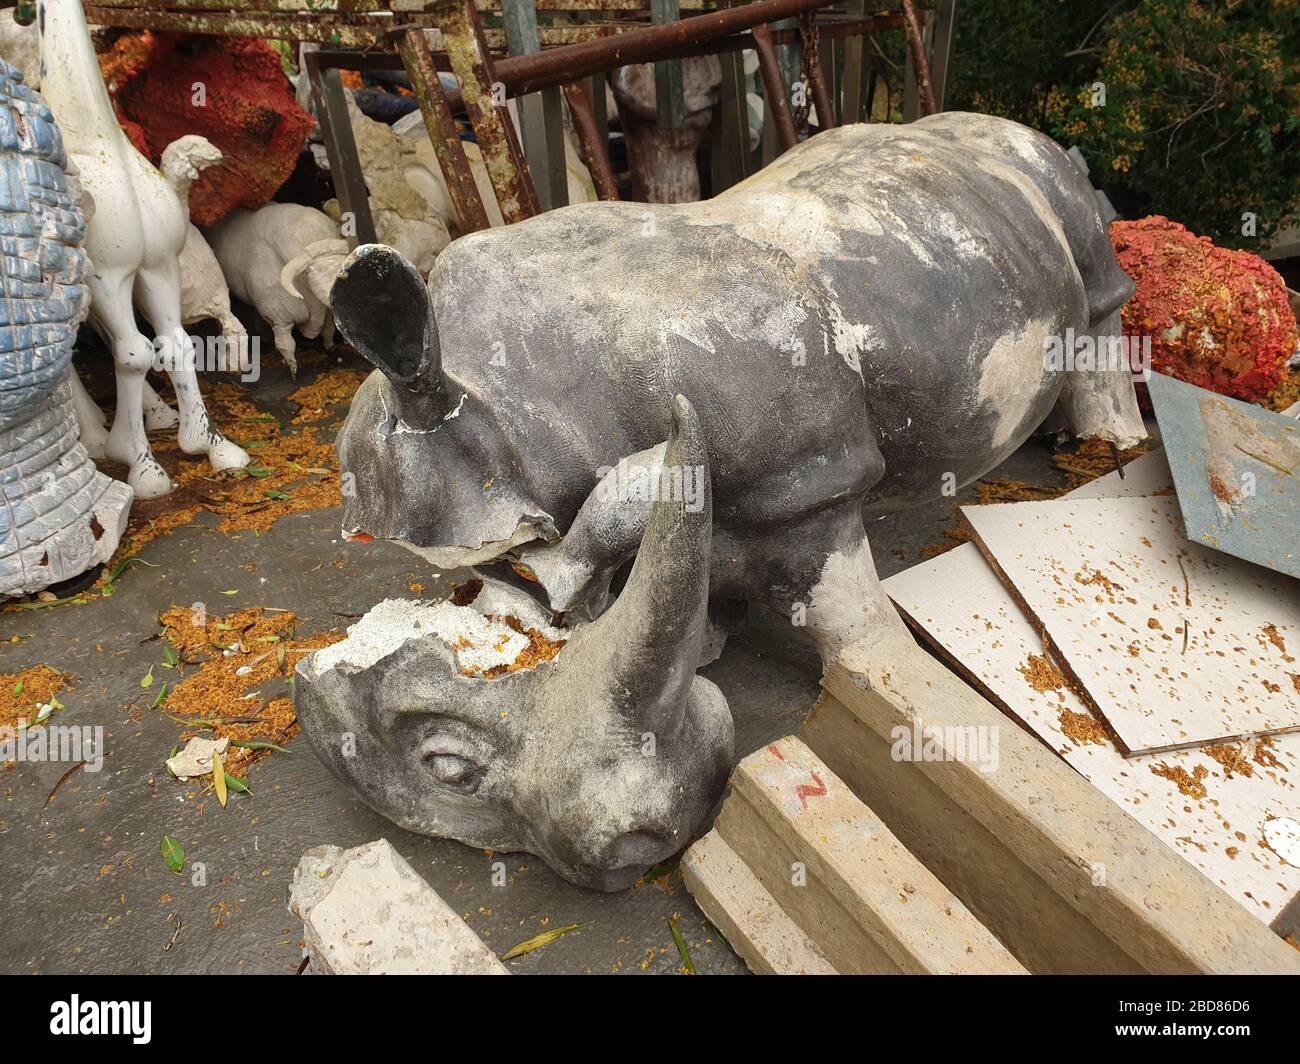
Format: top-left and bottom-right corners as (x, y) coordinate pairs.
(330, 244), (441, 391)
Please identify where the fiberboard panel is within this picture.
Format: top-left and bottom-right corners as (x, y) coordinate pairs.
(961, 494), (1300, 756)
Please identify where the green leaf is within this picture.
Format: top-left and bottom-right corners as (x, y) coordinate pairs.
(669, 918), (695, 975)
(219, 590), (239, 596)
(12, 680), (23, 697)
(500, 922), (586, 961)
(162, 643), (179, 668)
(140, 666), (154, 689)
(244, 467), (274, 479)
(264, 490), (293, 501)
(229, 739), (290, 754)
(161, 835), (184, 873)
(150, 682), (169, 710)
(223, 771), (251, 796)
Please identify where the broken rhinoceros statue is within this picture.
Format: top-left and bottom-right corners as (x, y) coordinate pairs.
(302, 111), (1147, 890)
(295, 397), (733, 892)
(0, 57), (132, 597)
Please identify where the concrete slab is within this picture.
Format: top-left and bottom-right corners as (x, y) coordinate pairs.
(807, 634), (1300, 974)
(680, 829), (836, 975)
(290, 838), (508, 974)
(713, 736), (1026, 974)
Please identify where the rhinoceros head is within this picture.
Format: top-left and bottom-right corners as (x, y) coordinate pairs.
(294, 395), (733, 891)
(328, 244), (558, 565)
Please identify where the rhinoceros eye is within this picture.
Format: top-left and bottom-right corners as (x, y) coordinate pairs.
(423, 748), (484, 794)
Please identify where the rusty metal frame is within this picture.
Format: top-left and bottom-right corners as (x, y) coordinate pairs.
(81, 2), (953, 232)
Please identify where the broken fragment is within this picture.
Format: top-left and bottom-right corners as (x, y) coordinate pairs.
(166, 735), (230, 781)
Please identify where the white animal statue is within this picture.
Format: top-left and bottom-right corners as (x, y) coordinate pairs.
(37, 0), (249, 498)
(180, 223), (248, 355)
(365, 96), (596, 234)
(205, 203), (350, 375)
(322, 183), (450, 278)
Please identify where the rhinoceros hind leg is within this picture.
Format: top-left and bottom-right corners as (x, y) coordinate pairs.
(1054, 309), (1146, 449)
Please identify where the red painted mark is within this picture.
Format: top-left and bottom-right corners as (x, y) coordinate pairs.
(767, 745), (785, 762)
(796, 772), (826, 810)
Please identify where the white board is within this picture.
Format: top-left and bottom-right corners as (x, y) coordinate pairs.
(962, 494), (1300, 756)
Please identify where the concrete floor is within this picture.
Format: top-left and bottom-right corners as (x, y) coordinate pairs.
(0, 352), (1091, 975)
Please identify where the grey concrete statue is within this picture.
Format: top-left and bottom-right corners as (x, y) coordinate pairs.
(301, 112), (1145, 890)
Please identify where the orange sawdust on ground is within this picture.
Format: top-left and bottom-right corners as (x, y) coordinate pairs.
(287, 367), (369, 425)
(920, 437), (1151, 559)
(1151, 761), (1209, 799)
(1203, 743), (1254, 779)
(100, 378), (347, 570)
(0, 665), (68, 731)
(157, 605), (343, 776)
(1018, 652), (1066, 693)
(1058, 707), (1111, 747)
(0, 372), (351, 617)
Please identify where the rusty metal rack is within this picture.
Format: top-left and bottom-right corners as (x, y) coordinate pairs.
(76, 0), (957, 243)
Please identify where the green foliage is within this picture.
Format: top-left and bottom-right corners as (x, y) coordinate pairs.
(949, 1), (1132, 128)
(949, 0), (1300, 246)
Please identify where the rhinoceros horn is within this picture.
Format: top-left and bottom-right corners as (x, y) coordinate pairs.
(329, 244), (453, 428)
(563, 394), (712, 735)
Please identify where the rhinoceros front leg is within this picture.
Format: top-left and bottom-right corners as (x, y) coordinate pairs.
(1054, 308), (1146, 449)
(755, 499), (909, 664)
(515, 442), (668, 620)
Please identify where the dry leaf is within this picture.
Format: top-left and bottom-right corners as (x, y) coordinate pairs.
(213, 748), (228, 808)
(500, 922), (585, 961)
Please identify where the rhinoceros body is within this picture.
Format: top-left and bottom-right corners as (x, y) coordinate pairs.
(334, 111), (1143, 655)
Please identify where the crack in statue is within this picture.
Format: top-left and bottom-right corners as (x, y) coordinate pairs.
(294, 113), (1146, 891)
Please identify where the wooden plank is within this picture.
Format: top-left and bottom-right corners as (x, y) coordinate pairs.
(927, 0), (956, 110)
(716, 736), (1027, 974)
(680, 829), (839, 974)
(439, 0), (541, 223)
(503, 0), (570, 210)
(839, 0), (866, 123)
(651, 0), (686, 130)
(710, 49), (750, 192)
(84, 7), (397, 45)
(307, 62), (378, 247)
(810, 633), (1300, 973)
(398, 27), (492, 233)
(962, 494), (1300, 756)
